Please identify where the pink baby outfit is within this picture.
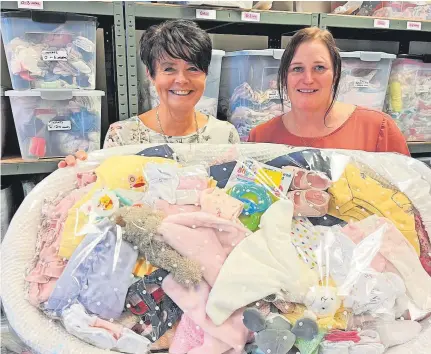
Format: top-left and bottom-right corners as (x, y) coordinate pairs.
(342, 215), (431, 311)
(25, 184), (92, 306)
(158, 211), (248, 286)
(158, 211), (249, 354)
(415, 213), (431, 276)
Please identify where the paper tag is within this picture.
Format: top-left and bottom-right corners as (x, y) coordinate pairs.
(196, 9), (217, 20)
(47, 120), (71, 131)
(267, 89), (281, 100)
(407, 21), (422, 31)
(42, 50), (68, 62)
(417, 85), (430, 93)
(17, 0), (43, 9)
(373, 19), (390, 28)
(241, 12), (261, 22)
(354, 79), (370, 88)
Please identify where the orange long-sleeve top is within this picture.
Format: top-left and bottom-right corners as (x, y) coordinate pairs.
(248, 107), (410, 156)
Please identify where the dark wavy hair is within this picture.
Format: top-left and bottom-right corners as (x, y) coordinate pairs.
(278, 27), (342, 124)
(140, 19), (212, 78)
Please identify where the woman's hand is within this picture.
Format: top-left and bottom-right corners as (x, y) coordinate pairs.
(58, 150), (88, 168)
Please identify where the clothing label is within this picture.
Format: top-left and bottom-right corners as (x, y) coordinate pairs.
(241, 12), (261, 22)
(196, 9), (217, 20)
(47, 120), (72, 131)
(226, 158), (293, 197)
(354, 79), (370, 88)
(373, 19), (390, 28)
(417, 85), (431, 93)
(407, 21), (422, 31)
(17, 0), (43, 9)
(42, 50), (68, 62)
(267, 89), (281, 100)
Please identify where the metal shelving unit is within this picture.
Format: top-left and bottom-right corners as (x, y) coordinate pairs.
(1, 157), (61, 176)
(125, 1), (318, 117)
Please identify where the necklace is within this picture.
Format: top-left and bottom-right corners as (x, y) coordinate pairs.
(156, 109), (200, 143)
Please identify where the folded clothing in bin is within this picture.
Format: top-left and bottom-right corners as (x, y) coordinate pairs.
(1, 11), (97, 90)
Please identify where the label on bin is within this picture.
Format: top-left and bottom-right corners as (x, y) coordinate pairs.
(267, 90), (281, 100)
(17, 1), (43, 9)
(417, 85), (430, 93)
(48, 121), (72, 131)
(354, 79), (370, 88)
(241, 12), (260, 22)
(373, 19), (390, 28)
(407, 21), (421, 31)
(42, 50), (68, 62)
(196, 9), (217, 20)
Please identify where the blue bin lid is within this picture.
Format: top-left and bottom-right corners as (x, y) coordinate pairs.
(225, 49), (284, 60)
(340, 51), (396, 62)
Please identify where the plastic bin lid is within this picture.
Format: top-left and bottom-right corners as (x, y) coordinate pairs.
(1, 11), (96, 22)
(6, 90), (105, 100)
(212, 50), (225, 56)
(397, 54), (431, 63)
(340, 51), (396, 61)
(225, 49), (285, 60)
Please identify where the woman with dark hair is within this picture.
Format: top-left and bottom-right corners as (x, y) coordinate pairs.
(248, 27), (410, 156)
(59, 19), (239, 167)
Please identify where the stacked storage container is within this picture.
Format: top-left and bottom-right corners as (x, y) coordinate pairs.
(218, 49), (290, 141)
(338, 51), (396, 111)
(1, 10), (104, 159)
(385, 55), (431, 142)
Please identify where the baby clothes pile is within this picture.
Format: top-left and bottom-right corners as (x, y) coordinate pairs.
(21, 144), (431, 354)
(385, 57), (431, 142)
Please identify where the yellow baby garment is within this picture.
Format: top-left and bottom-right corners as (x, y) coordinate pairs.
(328, 164), (418, 254)
(59, 155), (178, 258)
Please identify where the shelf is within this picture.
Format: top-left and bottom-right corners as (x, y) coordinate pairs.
(133, 3), (316, 26)
(0, 1), (115, 16)
(321, 13), (431, 32)
(408, 142), (431, 154)
(1, 157), (61, 176)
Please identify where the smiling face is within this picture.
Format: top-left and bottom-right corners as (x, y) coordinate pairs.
(286, 40), (335, 111)
(149, 57), (206, 113)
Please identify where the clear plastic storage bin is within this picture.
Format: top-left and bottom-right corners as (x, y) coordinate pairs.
(1, 11), (97, 90)
(218, 49), (290, 141)
(139, 50), (225, 118)
(338, 51), (396, 111)
(6, 90), (104, 159)
(385, 55), (431, 142)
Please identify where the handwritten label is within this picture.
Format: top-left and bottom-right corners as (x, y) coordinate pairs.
(241, 12), (260, 22)
(196, 9), (216, 20)
(42, 50), (68, 62)
(17, 0), (43, 9)
(417, 85), (430, 93)
(373, 19), (390, 28)
(354, 79), (370, 88)
(267, 90), (280, 100)
(407, 21), (422, 31)
(47, 121), (71, 131)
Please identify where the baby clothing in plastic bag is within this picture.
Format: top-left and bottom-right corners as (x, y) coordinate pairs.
(46, 220), (138, 320)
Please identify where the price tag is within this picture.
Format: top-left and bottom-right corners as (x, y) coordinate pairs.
(267, 90), (280, 100)
(42, 50), (68, 62)
(47, 121), (71, 131)
(407, 21), (422, 31)
(354, 79), (370, 88)
(241, 12), (261, 22)
(373, 19), (390, 29)
(196, 9), (217, 20)
(17, 0), (43, 9)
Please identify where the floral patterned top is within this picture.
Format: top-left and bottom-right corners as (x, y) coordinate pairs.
(103, 115), (240, 148)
